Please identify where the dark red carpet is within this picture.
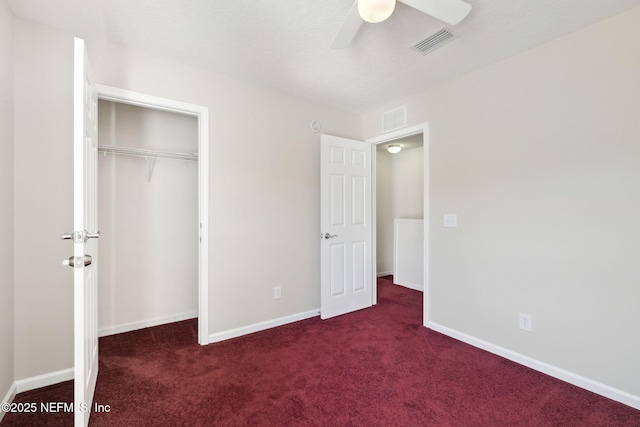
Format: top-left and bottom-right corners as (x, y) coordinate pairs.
(3, 277), (639, 426)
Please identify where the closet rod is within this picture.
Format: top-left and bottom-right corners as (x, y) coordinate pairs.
(97, 145), (198, 162)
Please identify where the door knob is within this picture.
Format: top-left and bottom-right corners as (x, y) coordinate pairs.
(322, 233), (338, 239)
(60, 231), (83, 242)
(60, 230), (99, 242)
(85, 231), (100, 240)
(63, 254), (92, 268)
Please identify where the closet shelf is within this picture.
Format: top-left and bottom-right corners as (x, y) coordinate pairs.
(98, 145), (198, 162)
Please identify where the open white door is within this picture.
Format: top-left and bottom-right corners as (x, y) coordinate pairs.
(320, 134), (373, 319)
(71, 37), (99, 427)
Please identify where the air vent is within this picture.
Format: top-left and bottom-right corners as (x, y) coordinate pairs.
(410, 28), (457, 55)
(382, 105), (407, 134)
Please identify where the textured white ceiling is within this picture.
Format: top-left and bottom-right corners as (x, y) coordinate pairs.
(8, 0), (640, 112)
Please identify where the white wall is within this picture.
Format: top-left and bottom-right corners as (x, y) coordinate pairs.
(364, 7), (640, 398)
(13, 18), (75, 380)
(375, 151), (392, 275)
(376, 147), (424, 275)
(97, 101), (198, 334)
(391, 147), (424, 219)
(0, 0), (15, 413)
(13, 18), (362, 379)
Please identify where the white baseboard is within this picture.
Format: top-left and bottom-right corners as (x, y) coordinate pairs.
(99, 311), (198, 337)
(0, 381), (18, 422)
(209, 309), (320, 343)
(377, 271), (393, 277)
(1, 368), (74, 421)
(428, 322), (640, 411)
(14, 367), (74, 394)
(395, 282), (423, 292)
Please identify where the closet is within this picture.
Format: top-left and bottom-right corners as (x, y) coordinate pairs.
(97, 100), (199, 336)
(376, 135), (424, 290)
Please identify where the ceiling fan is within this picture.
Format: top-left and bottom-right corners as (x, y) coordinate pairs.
(332, 0), (472, 49)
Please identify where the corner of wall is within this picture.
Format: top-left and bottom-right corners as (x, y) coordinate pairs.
(0, 0), (16, 418)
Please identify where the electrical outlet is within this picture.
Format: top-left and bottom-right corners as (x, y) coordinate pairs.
(274, 286), (282, 300)
(519, 313), (532, 332)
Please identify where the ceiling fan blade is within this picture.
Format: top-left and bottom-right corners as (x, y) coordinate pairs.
(399, 0), (472, 25)
(331, 1), (364, 49)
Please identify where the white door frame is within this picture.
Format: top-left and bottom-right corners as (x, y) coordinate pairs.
(96, 85), (210, 345)
(367, 123), (430, 327)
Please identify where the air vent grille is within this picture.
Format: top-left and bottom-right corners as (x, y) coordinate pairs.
(410, 28), (457, 55)
(382, 105), (407, 134)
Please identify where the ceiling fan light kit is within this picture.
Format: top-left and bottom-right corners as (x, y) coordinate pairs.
(333, 0), (472, 49)
(358, 0), (396, 23)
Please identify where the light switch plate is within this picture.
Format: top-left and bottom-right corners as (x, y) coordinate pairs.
(444, 214), (457, 228)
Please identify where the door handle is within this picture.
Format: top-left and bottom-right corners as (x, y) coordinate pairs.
(322, 233), (338, 239)
(85, 231), (100, 241)
(63, 254), (93, 268)
(60, 230), (99, 242)
(61, 231), (83, 242)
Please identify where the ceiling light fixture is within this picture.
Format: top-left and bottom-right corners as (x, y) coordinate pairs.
(387, 144), (401, 154)
(358, 0), (396, 23)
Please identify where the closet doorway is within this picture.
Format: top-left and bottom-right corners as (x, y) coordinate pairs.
(95, 86), (209, 345)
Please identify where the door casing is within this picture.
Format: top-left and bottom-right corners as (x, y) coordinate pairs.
(96, 85), (210, 345)
(368, 123), (430, 326)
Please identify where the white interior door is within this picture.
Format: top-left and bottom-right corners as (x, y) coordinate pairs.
(73, 37), (99, 427)
(320, 134), (372, 319)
